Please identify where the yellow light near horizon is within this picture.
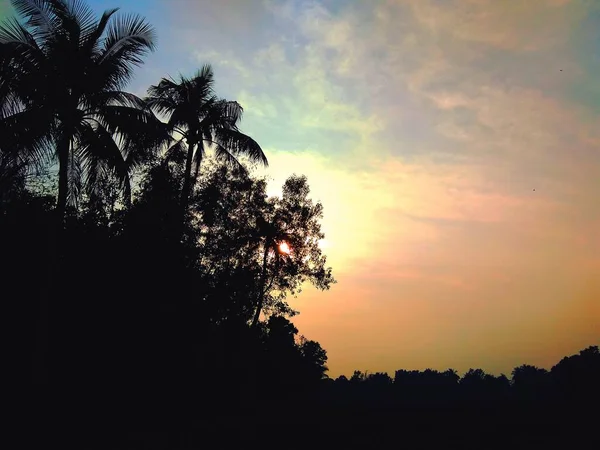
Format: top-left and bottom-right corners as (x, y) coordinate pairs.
(318, 238), (330, 250)
(279, 242), (291, 255)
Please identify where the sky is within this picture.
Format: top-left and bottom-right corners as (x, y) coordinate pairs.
(2, 0), (598, 378)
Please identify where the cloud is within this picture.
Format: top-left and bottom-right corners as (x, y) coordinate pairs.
(237, 90), (279, 119)
(276, 0), (599, 371)
(172, 0), (387, 154)
(159, 0), (599, 376)
(192, 50), (253, 79)
(406, 0), (578, 52)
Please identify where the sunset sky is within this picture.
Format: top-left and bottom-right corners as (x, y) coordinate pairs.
(3, 0), (598, 377)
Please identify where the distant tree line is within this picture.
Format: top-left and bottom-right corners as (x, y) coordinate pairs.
(323, 345), (599, 412)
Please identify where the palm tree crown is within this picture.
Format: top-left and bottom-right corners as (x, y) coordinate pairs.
(145, 64), (268, 219)
(0, 0), (163, 216)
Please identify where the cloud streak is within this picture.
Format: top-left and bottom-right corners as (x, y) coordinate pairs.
(106, 0), (600, 376)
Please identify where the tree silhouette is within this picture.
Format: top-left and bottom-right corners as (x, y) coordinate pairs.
(298, 336), (329, 382)
(0, 0), (164, 223)
(145, 64), (268, 230)
(512, 364), (550, 405)
(250, 174), (336, 326)
(550, 345), (600, 407)
(191, 163), (335, 327)
(0, 0), (166, 386)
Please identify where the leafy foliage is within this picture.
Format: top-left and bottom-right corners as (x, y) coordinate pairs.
(0, 0), (165, 216)
(190, 161), (335, 326)
(145, 65), (268, 223)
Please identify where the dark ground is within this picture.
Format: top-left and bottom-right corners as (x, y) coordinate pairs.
(26, 387), (598, 450)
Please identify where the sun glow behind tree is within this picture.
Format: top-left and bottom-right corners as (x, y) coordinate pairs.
(278, 241), (291, 255)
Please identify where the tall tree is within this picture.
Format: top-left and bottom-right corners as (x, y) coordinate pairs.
(0, 0), (164, 226)
(145, 64), (268, 230)
(250, 174), (335, 327)
(0, 0), (162, 386)
(193, 163), (335, 327)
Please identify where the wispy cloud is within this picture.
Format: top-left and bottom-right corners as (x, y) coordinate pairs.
(132, 0), (600, 375)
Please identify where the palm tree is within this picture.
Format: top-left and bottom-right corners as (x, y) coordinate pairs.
(0, 0), (163, 386)
(0, 0), (164, 225)
(145, 64), (268, 228)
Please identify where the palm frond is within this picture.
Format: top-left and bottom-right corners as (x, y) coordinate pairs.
(194, 64), (214, 87)
(187, 65), (214, 104)
(0, 19), (50, 108)
(57, 0), (97, 41)
(10, 0), (58, 42)
(42, 0), (81, 45)
(95, 104), (170, 155)
(77, 122), (128, 195)
(100, 12), (156, 64)
(83, 89), (147, 111)
(146, 67), (216, 130)
(81, 7), (118, 54)
(213, 143), (247, 172)
(0, 16), (39, 46)
(165, 138), (186, 165)
(146, 76), (179, 100)
(221, 100), (244, 125)
(188, 97), (231, 139)
(96, 12), (155, 91)
(213, 128), (268, 167)
(0, 88), (24, 120)
(0, 106), (55, 165)
(145, 94), (176, 118)
(146, 71), (215, 122)
(146, 78), (181, 117)
(189, 98), (241, 141)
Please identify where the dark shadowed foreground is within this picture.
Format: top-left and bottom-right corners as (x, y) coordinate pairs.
(5, 162), (598, 449)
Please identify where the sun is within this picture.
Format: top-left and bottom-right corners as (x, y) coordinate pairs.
(278, 241), (291, 255)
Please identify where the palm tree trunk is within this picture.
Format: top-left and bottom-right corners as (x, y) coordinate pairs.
(179, 141), (195, 232)
(32, 136), (69, 386)
(35, 137), (68, 383)
(56, 137), (69, 226)
(251, 241), (270, 327)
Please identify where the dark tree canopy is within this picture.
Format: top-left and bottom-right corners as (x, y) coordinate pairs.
(189, 161), (335, 326)
(0, 0), (164, 217)
(145, 64), (267, 228)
